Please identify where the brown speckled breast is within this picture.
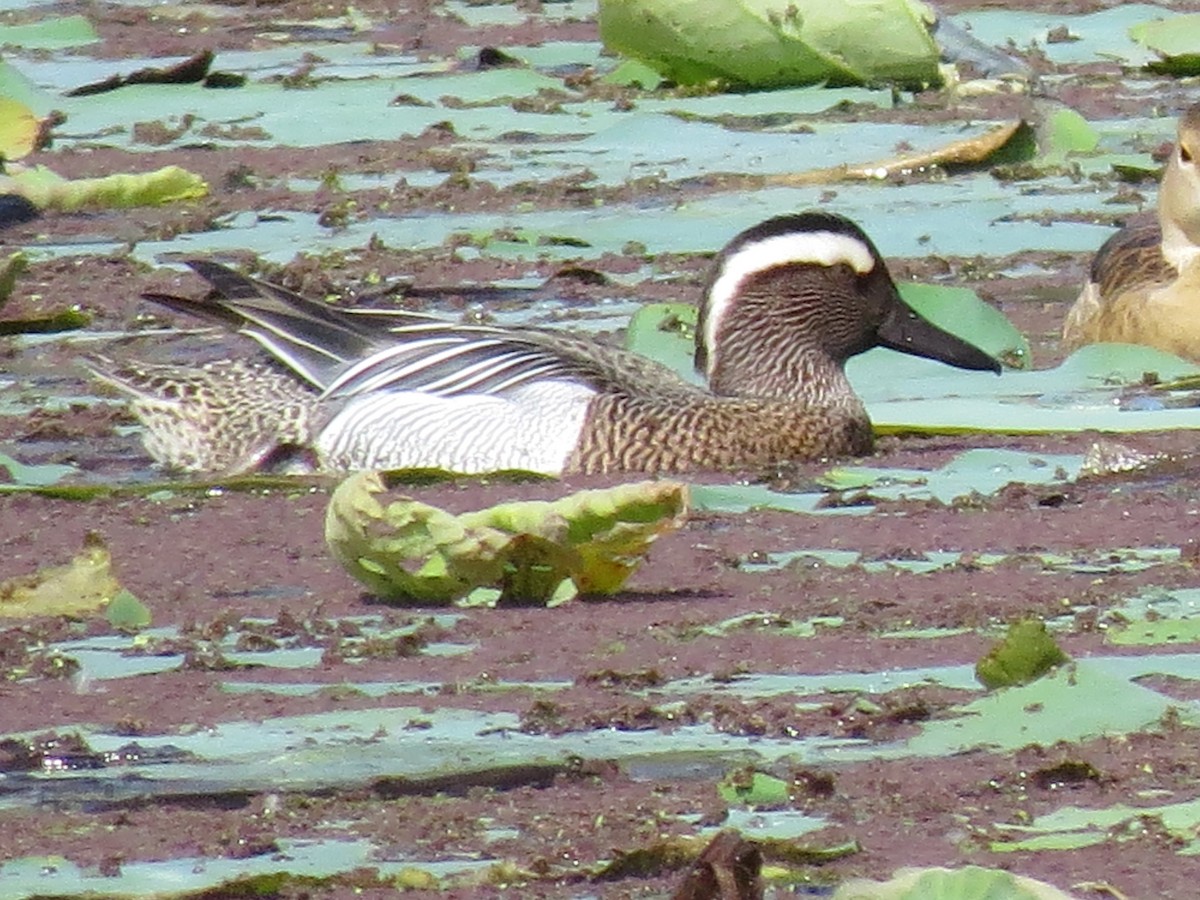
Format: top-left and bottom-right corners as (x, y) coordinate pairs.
(565, 391), (872, 474)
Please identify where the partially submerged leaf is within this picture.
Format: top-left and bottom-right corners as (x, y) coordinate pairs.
(0, 532), (120, 618)
(598, 0), (941, 89)
(1131, 14), (1200, 75)
(975, 619), (1069, 690)
(717, 771), (790, 808)
(0, 14), (98, 50)
(0, 163), (208, 211)
(832, 865), (1081, 899)
(0, 450), (77, 487)
(898, 282), (1031, 369)
(624, 302), (699, 382)
(603, 59), (667, 89)
(0, 98), (40, 161)
(105, 588), (152, 632)
(325, 472), (688, 605)
(1039, 107), (1099, 161)
(991, 796), (1200, 855)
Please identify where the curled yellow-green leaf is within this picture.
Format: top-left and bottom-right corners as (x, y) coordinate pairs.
(0, 97), (40, 161)
(0, 532), (120, 618)
(325, 473), (688, 606)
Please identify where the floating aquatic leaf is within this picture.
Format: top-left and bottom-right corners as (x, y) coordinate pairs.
(0, 98), (40, 162)
(0, 163), (208, 211)
(991, 796), (1200, 855)
(603, 58), (667, 89)
(898, 282), (1031, 369)
(1103, 588), (1200, 646)
(860, 343), (1200, 437)
(698, 611), (845, 637)
(1131, 14), (1200, 75)
(0, 532), (120, 619)
(687, 483), (836, 515)
(1039, 107), (1099, 160)
(325, 472), (688, 605)
(905, 660), (1173, 756)
(823, 449), (1081, 505)
(717, 770), (790, 808)
(598, 0), (940, 89)
(975, 619), (1069, 689)
(832, 865), (1080, 899)
(0, 14), (98, 50)
(0, 450), (77, 487)
(105, 588), (152, 632)
(623, 302), (699, 381)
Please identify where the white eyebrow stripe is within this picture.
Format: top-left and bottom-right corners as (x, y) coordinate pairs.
(702, 230), (875, 376)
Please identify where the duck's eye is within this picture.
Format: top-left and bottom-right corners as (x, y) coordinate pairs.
(1181, 144), (1193, 164)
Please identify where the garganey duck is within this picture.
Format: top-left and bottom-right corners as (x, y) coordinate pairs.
(89, 211), (1000, 476)
(1062, 104), (1200, 359)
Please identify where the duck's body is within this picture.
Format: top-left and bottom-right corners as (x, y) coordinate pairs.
(89, 212), (999, 476)
(1063, 104), (1200, 359)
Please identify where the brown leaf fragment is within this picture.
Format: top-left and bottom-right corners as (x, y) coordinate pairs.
(66, 50), (215, 97)
(766, 120), (1033, 186)
(672, 830), (763, 900)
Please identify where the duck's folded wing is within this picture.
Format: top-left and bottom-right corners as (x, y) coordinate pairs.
(320, 323), (609, 399)
(150, 260), (685, 404)
(144, 261), (424, 389)
(146, 261), (583, 395)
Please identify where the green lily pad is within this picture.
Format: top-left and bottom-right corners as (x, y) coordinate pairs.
(1103, 588), (1200, 646)
(992, 796), (1200, 855)
(623, 301), (700, 382)
(832, 864), (1080, 899)
(0, 14), (98, 50)
(1039, 107), (1100, 161)
(717, 770), (790, 807)
(0, 451), (77, 487)
(0, 59), (58, 115)
(598, 0), (940, 88)
(904, 660), (1175, 756)
(325, 472), (688, 605)
(1131, 14), (1200, 74)
(602, 58), (667, 88)
(897, 282), (1031, 369)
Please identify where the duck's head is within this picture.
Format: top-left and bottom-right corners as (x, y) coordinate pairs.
(1159, 103), (1200, 269)
(695, 211), (1000, 399)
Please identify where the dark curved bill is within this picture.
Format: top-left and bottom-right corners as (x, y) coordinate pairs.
(877, 302), (1002, 374)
